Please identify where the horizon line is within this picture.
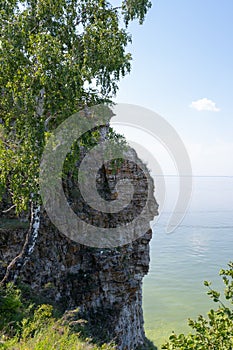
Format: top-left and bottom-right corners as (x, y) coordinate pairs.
(151, 175), (233, 178)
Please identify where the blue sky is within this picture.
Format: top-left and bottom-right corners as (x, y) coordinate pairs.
(113, 0), (233, 176)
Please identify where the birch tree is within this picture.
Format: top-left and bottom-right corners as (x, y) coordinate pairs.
(0, 0), (151, 282)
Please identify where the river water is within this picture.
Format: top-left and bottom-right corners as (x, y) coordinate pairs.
(143, 176), (233, 348)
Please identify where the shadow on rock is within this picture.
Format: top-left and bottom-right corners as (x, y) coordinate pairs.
(138, 337), (158, 350)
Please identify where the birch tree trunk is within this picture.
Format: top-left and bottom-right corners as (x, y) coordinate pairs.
(0, 89), (45, 285)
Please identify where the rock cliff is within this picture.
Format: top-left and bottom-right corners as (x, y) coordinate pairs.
(0, 147), (158, 349)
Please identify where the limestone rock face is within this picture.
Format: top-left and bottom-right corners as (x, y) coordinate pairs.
(0, 225), (153, 349)
(0, 148), (158, 349)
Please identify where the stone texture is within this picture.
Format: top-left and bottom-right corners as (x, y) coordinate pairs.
(0, 146), (158, 349)
(0, 224), (154, 349)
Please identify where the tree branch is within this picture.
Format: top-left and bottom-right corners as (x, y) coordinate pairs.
(2, 204), (16, 214)
(44, 113), (57, 131)
(35, 87), (45, 118)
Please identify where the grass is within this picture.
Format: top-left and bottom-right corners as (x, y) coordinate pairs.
(0, 283), (116, 350)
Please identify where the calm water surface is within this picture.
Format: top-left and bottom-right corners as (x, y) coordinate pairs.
(143, 177), (233, 348)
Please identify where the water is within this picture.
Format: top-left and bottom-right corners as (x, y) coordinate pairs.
(143, 177), (233, 349)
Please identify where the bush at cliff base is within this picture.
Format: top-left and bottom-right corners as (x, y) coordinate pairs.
(162, 261), (233, 350)
(0, 283), (115, 350)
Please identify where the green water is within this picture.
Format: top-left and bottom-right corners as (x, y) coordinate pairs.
(143, 210), (233, 349)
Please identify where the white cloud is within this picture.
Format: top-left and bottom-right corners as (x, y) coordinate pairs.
(190, 98), (220, 112)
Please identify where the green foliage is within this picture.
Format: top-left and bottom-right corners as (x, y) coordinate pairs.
(21, 304), (54, 340)
(162, 261), (233, 350)
(0, 284), (115, 349)
(62, 126), (128, 182)
(0, 283), (24, 335)
(0, 0), (151, 213)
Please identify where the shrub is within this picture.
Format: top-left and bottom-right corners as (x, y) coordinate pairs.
(0, 284), (115, 349)
(162, 261), (233, 350)
(0, 283), (24, 336)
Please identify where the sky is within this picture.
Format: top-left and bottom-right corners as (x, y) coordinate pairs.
(113, 0), (233, 177)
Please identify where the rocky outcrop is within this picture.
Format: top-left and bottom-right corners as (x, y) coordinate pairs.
(0, 148), (158, 349)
